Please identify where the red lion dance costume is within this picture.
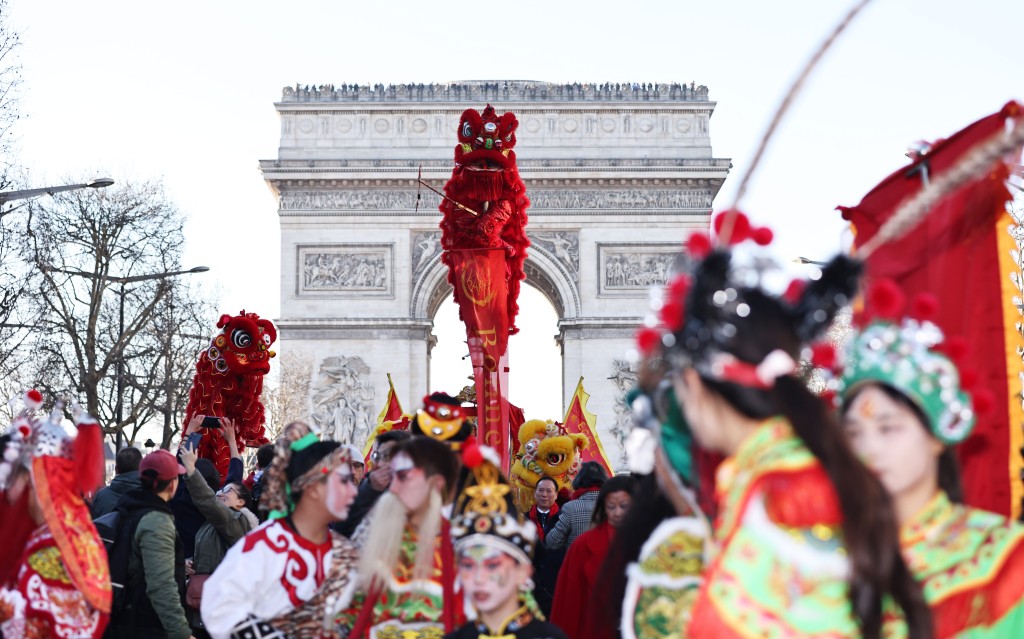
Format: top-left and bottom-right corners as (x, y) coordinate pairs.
(439, 104), (530, 333)
(184, 311), (277, 477)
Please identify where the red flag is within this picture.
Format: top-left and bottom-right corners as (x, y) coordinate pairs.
(362, 374), (410, 466)
(839, 101), (1024, 517)
(562, 377), (614, 476)
(449, 248), (512, 470)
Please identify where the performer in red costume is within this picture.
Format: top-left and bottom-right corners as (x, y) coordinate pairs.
(184, 310), (277, 478)
(439, 104), (530, 334)
(0, 392), (111, 639)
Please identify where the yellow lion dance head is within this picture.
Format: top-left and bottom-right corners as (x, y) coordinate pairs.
(510, 419), (589, 512)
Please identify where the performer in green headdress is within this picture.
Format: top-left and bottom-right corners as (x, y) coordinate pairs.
(838, 283), (1024, 637)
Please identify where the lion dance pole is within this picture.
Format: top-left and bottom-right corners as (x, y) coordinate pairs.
(437, 105), (530, 471)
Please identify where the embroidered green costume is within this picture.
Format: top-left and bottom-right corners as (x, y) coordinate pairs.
(901, 491), (1024, 637)
(689, 418), (908, 638)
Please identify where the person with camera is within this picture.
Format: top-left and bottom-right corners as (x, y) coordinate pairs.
(179, 417), (259, 639)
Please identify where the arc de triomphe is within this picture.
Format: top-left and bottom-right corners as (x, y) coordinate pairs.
(260, 81), (730, 468)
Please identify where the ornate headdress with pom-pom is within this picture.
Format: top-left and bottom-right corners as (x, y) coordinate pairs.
(452, 442), (537, 565)
(0, 391), (111, 614)
(837, 281), (984, 445)
(637, 210), (861, 393)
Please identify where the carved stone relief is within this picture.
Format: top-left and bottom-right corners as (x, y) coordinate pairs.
(599, 244), (684, 295)
(529, 231), (580, 282)
(281, 188), (714, 212)
(609, 359), (639, 467)
(412, 231), (442, 281)
(311, 355), (375, 445)
(297, 244), (393, 297)
(528, 189), (713, 210)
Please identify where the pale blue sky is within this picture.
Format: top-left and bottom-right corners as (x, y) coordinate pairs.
(7, 0), (1023, 420)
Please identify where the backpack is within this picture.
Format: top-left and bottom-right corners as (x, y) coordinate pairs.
(93, 505), (157, 626)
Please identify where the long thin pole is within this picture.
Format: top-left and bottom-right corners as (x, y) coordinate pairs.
(115, 283), (125, 449)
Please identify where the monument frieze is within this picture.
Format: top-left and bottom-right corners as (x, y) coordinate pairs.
(280, 188), (714, 212)
(598, 243), (686, 296)
(296, 243), (394, 298)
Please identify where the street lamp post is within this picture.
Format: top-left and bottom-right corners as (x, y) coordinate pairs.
(0, 178), (114, 206)
(41, 264), (210, 448)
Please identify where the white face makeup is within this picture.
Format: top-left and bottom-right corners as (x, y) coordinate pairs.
(457, 544), (527, 615)
(388, 452), (431, 513)
(325, 464), (358, 520)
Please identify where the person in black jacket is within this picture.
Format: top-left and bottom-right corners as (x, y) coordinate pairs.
(91, 446), (142, 518)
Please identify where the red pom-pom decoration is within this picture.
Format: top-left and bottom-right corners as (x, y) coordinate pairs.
(940, 336), (970, 365)
(462, 437), (484, 468)
(810, 342), (838, 370)
(685, 231), (712, 258)
(24, 389), (43, 409)
(712, 210), (751, 244)
(783, 279), (806, 305)
(960, 368), (979, 391)
(636, 327), (663, 355)
(751, 226), (774, 246)
(910, 293), (939, 322)
(820, 389), (837, 408)
(971, 389), (994, 415)
(852, 308), (871, 327)
(866, 279), (905, 320)
(660, 300), (685, 331)
(17, 423), (31, 438)
(667, 274), (691, 301)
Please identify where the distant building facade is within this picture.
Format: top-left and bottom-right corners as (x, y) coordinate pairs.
(261, 80), (730, 467)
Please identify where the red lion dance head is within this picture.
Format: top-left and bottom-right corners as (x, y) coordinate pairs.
(184, 310), (277, 477)
(440, 104), (530, 333)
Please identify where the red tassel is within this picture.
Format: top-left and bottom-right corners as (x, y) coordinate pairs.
(636, 327), (663, 355)
(867, 279), (905, 320)
(73, 420), (105, 496)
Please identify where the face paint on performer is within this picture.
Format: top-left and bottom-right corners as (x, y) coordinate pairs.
(389, 452), (432, 513)
(325, 464), (358, 520)
(842, 384), (941, 500)
(457, 544), (528, 615)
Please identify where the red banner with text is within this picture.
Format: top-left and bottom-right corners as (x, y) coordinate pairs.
(449, 248), (512, 470)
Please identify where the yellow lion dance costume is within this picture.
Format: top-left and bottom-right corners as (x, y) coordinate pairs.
(510, 419), (589, 512)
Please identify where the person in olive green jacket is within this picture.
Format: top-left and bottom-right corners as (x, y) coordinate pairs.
(112, 449), (195, 639)
(180, 430), (258, 637)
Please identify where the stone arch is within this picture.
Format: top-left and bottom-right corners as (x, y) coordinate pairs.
(410, 249), (580, 323)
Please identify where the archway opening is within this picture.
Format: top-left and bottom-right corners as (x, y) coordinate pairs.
(429, 283), (562, 421)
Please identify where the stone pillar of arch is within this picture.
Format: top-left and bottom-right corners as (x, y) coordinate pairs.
(261, 80), (730, 467)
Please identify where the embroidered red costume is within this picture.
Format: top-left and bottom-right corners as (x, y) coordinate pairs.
(439, 104), (530, 334)
(0, 395), (111, 639)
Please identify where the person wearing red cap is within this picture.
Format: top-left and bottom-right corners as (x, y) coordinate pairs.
(108, 448), (195, 639)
